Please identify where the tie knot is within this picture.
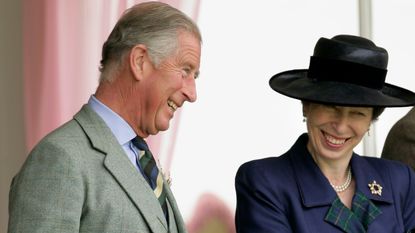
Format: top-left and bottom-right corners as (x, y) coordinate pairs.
(132, 136), (149, 151)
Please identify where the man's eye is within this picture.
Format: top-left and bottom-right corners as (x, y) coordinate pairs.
(182, 68), (190, 77)
(181, 66), (199, 80)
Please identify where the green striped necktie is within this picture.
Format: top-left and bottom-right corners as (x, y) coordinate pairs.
(132, 136), (168, 219)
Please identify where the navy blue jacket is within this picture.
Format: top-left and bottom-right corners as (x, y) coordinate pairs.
(235, 134), (415, 232)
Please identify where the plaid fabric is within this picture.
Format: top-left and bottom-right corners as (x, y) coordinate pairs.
(351, 191), (382, 228)
(325, 192), (382, 233)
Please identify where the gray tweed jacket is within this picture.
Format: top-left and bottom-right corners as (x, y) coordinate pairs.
(8, 105), (186, 233)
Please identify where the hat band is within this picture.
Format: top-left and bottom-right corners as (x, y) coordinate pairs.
(307, 56), (387, 90)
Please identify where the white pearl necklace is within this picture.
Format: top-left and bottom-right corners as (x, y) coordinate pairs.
(330, 167), (352, 193)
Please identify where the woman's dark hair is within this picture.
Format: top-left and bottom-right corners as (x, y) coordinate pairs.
(372, 107), (385, 121)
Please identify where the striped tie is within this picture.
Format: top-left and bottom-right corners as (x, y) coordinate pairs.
(132, 136), (168, 219)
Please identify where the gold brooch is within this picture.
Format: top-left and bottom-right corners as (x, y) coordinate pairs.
(368, 180), (382, 196)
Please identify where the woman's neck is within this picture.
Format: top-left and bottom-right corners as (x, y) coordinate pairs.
(306, 142), (352, 185)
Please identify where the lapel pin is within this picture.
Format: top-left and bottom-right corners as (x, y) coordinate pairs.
(157, 159), (172, 187)
(368, 180), (382, 196)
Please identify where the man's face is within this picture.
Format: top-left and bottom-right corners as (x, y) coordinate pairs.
(140, 31), (201, 136)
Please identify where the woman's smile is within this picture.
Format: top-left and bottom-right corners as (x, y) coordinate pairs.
(322, 131), (348, 148)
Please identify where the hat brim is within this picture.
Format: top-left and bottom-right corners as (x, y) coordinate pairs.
(269, 69), (415, 107)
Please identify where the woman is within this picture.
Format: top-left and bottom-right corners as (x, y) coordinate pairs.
(235, 35), (415, 233)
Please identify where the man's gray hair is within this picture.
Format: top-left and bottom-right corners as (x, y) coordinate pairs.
(99, 1), (202, 82)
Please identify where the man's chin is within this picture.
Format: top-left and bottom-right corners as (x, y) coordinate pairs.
(155, 123), (170, 133)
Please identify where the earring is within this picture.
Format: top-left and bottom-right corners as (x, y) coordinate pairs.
(367, 128), (370, 136)
(303, 117), (307, 123)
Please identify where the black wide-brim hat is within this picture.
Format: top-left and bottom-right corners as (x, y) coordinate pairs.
(269, 35), (415, 107)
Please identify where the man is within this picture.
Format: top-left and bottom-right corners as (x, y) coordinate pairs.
(382, 107), (415, 170)
(8, 2), (201, 233)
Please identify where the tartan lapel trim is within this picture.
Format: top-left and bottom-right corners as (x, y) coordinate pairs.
(351, 191), (382, 229)
(325, 197), (366, 233)
(325, 193), (383, 233)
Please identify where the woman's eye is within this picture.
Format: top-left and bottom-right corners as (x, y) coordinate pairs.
(353, 111), (366, 116)
(323, 105), (337, 111)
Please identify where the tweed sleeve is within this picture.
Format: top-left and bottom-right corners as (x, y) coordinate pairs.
(8, 140), (84, 233)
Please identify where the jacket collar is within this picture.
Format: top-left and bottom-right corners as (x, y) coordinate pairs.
(290, 133), (393, 208)
(73, 105), (170, 232)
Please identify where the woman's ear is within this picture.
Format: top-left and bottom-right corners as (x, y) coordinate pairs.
(129, 44), (147, 81)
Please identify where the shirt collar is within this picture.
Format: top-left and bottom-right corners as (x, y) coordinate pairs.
(88, 95), (136, 145)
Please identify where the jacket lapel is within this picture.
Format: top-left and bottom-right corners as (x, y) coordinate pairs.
(104, 150), (168, 231)
(164, 181), (187, 233)
(290, 134), (390, 232)
(290, 134), (337, 208)
(325, 197), (366, 233)
(74, 105), (168, 232)
(351, 155), (393, 205)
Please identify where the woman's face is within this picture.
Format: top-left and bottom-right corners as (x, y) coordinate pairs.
(303, 102), (373, 162)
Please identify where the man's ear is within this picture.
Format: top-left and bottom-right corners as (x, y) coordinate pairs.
(129, 44), (147, 81)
